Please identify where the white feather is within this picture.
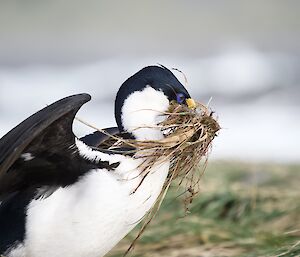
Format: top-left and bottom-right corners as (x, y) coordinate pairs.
(74, 138), (124, 164)
(121, 86), (169, 140)
(20, 153), (34, 161)
(6, 243), (26, 257)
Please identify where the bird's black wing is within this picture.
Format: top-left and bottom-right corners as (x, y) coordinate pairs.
(81, 128), (136, 155)
(0, 94), (105, 198)
(80, 127), (120, 147)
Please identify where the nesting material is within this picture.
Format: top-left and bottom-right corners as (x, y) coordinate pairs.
(77, 100), (220, 255)
(134, 100), (220, 183)
(82, 100), (220, 193)
(122, 100), (220, 254)
(110, 100), (219, 202)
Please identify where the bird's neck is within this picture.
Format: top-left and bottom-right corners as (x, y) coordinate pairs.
(122, 111), (165, 141)
(120, 87), (170, 141)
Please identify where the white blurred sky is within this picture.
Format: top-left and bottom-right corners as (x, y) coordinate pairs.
(0, 0), (299, 65)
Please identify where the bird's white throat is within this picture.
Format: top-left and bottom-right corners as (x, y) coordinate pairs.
(121, 86), (169, 141)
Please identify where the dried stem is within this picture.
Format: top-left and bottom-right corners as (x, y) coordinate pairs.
(76, 100), (220, 256)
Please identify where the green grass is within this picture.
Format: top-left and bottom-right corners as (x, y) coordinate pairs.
(108, 162), (300, 257)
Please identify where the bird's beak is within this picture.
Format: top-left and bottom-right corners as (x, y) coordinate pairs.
(186, 98), (197, 109)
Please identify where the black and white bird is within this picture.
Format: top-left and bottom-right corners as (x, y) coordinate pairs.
(0, 66), (196, 257)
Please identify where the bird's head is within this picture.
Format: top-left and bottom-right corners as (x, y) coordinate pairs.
(115, 66), (196, 140)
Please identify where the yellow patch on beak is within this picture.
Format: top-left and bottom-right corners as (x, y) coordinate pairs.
(186, 98), (196, 109)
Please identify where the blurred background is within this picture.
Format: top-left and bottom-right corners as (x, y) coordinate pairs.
(0, 1), (299, 256)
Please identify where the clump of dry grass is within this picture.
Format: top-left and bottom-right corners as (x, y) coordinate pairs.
(77, 99), (220, 255)
(123, 100), (220, 254)
(127, 100), (220, 206)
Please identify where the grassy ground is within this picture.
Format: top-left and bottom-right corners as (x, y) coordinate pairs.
(107, 161), (300, 257)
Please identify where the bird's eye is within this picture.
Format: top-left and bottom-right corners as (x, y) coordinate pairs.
(176, 93), (186, 104)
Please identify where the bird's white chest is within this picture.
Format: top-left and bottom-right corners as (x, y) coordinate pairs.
(19, 157), (169, 257)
